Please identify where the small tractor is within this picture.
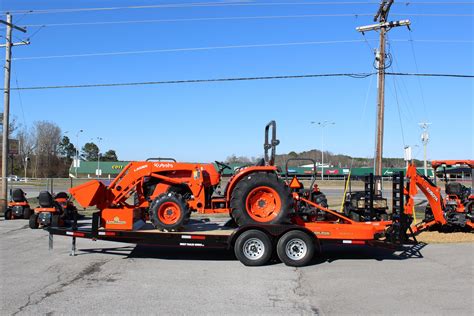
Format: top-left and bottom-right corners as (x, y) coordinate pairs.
(70, 121), (327, 231)
(29, 191), (79, 229)
(4, 188), (31, 220)
(405, 160), (473, 233)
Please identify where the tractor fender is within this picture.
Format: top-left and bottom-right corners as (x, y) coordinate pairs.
(225, 166), (279, 201)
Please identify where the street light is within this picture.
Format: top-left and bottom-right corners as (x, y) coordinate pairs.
(311, 121), (335, 180)
(75, 130), (83, 177)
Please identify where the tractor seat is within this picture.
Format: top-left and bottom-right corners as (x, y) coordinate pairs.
(55, 192), (69, 199)
(38, 191), (55, 208)
(445, 182), (463, 196)
(11, 188), (27, 202)
(255, 158), (265, 167)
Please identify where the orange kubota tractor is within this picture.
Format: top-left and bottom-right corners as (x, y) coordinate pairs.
(70, 121), (295, 231)
(404, 160), (473, 233)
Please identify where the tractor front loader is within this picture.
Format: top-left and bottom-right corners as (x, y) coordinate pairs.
(70, 121), (293, 231)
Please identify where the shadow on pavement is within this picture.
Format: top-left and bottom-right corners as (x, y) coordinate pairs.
(77, 242), (427, 266)
(310, 242), (427, 265)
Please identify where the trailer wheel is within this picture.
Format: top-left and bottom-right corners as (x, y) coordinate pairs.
(23, 207), (31, 219)
(234, 229), (272, 266)
(4, 209), (12, 220)
(277, 230), (315, 267)
(29, 214), (39, 229)
(230, 172), (292, 226)
(149, 193), (189, 231)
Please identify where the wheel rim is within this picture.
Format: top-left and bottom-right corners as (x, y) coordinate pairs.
(285, 238), (307, 261)
(157, 202), (181, 225)
(242, 238), (265, 260)
(245, 186), (281, 222)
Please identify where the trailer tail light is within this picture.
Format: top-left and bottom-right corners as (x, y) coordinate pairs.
(66, 231), (85, 237)
(182, 235), (206, 240)
(342, 240), (366, 245)
(98, 231), (117, 236)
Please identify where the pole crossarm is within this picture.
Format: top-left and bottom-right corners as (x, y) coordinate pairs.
(0, 19), (27, 33)
(356, 20), (410, 33)
(0, 40), (30, 48)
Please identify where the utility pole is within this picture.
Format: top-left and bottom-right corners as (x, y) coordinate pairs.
(419, 122), (431, 177)
(356, 0), (410, 193)
(1, 14), (28, 213)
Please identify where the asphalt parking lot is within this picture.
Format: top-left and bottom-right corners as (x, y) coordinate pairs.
(1, 218), (473, 315)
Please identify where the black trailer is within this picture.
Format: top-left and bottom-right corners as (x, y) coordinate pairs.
(48, 212), (331, 267)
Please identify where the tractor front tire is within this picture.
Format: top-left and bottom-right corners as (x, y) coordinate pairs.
(230, 172), (292, 226)
(29, 214), (39, 229)
(149, 193), (190, 231)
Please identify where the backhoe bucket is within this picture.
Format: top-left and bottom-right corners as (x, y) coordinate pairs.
(69, 180), (107, 208)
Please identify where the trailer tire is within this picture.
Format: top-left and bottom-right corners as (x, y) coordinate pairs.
(230, 172), (292, 226)
(4, 209), (12, 220)
(149, 193), (190, 231)
(277, 230), (315, 267)
(29, 214), (39, 229)
(234, 229), (272, 266)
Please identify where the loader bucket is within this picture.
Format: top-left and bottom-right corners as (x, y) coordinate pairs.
(69, 180), (107, 208)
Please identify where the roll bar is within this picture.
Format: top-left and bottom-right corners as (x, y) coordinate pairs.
(264, 121), (279, 166)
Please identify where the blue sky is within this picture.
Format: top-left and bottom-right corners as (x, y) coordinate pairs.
(1, 0), (473, 163)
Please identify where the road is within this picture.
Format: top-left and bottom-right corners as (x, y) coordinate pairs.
(1, 219), (472, 315)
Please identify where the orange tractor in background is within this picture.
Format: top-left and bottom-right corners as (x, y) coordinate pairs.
(70, 121), (295, 231)
(404, 160), (473, 233)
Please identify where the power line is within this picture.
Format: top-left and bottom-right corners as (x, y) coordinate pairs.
(3, 1), (474, 15)
(407, 31), (428, 121)
(10, 38), (472, 61)
(11, 39), (372, 61)
(386, 72), (474, 78)
(15, 12), (474, 28)
(10, 72), (473, 91)
(19, 14), (374, 28)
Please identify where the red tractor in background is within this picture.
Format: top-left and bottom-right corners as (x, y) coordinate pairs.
(404, 160), (473, 233)
(4, 188), (32, 220)
(70, 121), (296, 231)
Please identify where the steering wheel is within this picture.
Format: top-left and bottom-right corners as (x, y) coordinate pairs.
(215, 161), (232, 174)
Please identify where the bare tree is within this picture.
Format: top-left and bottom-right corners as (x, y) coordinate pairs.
(32, 121), (62, 177)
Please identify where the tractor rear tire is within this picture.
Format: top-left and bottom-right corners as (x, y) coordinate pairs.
(149, 193), (190, 231)
(29, 214), (39, 229)
(4, 209), (12, 220)
(230, 172), (292, 226)
(234, 229), (272, 266)
(277, 230), (315, 267)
